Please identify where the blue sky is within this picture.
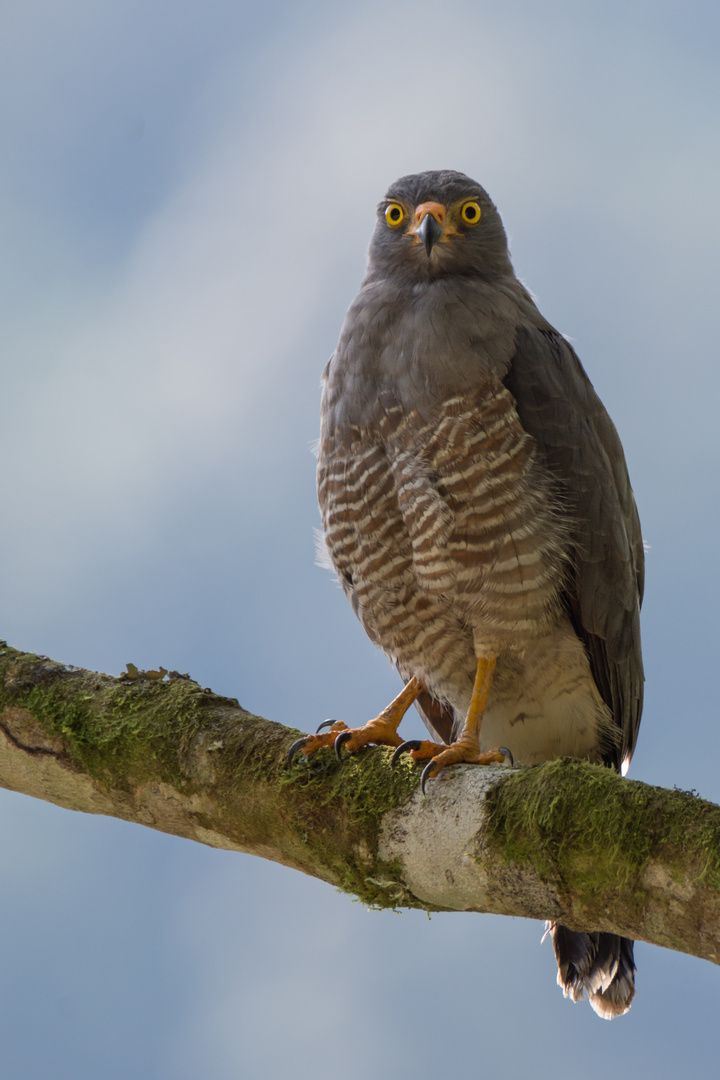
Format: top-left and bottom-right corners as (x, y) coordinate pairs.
(1, 1), (719, 1076)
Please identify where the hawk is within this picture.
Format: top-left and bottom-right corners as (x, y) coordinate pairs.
(290, 171), (644, 1018)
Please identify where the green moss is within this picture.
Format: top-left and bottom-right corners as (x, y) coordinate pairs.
(284, 745), (418, 827)
(282, 746), (429, 909)
(0, 646), (219, 791)
(484, 759), (720, 907)
(0, 644), (438, 910)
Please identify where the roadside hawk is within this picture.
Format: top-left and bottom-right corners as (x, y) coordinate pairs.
(290, 170), (644, 1018)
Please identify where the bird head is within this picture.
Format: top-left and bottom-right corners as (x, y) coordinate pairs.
(367, 170), (513, 284)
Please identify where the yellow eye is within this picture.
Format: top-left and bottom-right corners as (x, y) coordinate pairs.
(460, 201), (481, 226)
(385, 202), (405, 227)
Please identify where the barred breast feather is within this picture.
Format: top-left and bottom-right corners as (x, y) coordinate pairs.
(313, 169), (643, 1019)
(317, 378), (571, 713)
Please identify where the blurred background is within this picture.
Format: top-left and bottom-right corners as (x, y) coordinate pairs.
(1, 1), (719, 1076)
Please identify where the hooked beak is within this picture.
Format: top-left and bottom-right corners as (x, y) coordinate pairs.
(415, 212), (444, 256)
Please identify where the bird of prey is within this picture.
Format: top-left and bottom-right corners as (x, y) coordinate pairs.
(289, 170), (644, 1018)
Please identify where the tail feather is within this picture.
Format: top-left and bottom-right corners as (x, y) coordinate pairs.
(547, 923), (635, 1019)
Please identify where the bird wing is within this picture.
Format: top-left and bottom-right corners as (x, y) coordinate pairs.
(502, 324), (644, 770)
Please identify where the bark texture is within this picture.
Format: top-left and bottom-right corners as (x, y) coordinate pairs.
(1, 642), (719, 964)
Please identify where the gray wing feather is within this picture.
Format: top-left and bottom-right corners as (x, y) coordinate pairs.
(502, 325), (644, 769)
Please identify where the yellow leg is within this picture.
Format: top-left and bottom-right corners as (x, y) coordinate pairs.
(287, 676), (423, 765)
(420, 655), (507, 782)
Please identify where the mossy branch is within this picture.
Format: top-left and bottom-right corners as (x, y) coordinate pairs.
(1, 642), (719, 965)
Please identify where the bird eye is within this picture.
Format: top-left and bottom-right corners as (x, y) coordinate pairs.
(460, 201), (481, 226)
(385, 202), (405, 227)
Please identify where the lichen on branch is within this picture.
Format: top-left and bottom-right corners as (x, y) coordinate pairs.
(1, 640), (719, 964)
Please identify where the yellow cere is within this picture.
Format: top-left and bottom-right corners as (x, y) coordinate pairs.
(385, 202), (405, 227)
(460, 201), (481, 226)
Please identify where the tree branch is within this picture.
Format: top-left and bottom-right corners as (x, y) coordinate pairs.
(1, 642), (718, 965)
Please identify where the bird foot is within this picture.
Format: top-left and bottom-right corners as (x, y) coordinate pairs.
(287, 721), (349, 767)
(287, 678), (424, 768)
(287, 716), (406, 768)
(333, 716), (405, 759)
(419, 740), (513, 794)
(390, 739), (446, 766)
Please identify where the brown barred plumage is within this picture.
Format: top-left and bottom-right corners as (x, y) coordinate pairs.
(311, 170), (644, 1019)
(319, 384), (575, 725)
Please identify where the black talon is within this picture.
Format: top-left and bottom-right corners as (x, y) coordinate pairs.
(390, 740), (423, 768)
(499, 746), (514, 766)
(315, 719), (336, 734)
(420, 760), (438, 795)
(335, 730), (353, 761)
(287, 737), (309, 769)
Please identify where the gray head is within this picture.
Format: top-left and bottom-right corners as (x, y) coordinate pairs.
(367, 170), (513, 284)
